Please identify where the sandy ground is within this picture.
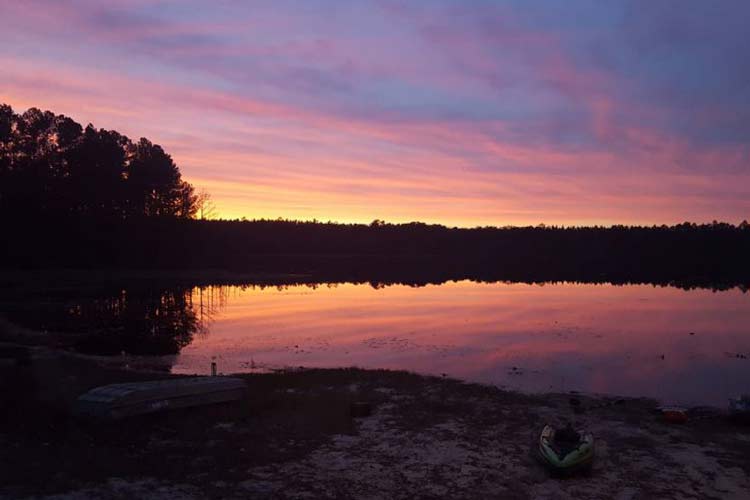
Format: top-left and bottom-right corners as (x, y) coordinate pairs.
(1, 346), (749, 499)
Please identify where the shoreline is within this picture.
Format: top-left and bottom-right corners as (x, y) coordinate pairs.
(2, 267), (748, 293)
(2, 344), (749, 499)
(100, 351), (737, 412)
(11, 340), (737, 411)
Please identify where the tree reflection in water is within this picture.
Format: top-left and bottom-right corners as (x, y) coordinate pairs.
(3, 285), (227, 356)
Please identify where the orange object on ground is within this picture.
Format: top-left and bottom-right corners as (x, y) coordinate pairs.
(660, 407), (688, 423)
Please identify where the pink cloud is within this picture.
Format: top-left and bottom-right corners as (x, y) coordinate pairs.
(2, 1), (749, 226)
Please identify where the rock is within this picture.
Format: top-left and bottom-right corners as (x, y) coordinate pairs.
(350, 401), (373, 418)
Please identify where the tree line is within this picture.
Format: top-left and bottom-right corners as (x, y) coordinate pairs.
(1, 104), (749, 290)
(2, 217), (749, 290)
(0, 104), (198, 218)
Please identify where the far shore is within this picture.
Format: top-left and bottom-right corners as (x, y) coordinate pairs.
(1, 343), (749, 499)
(0, 268), (317, 289)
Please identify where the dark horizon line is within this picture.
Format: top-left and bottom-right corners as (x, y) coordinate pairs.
(2, 267), (747, 293)
(148, 216), (750, 231)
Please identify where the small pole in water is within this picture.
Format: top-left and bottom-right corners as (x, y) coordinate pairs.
(211, 360), (217, 377)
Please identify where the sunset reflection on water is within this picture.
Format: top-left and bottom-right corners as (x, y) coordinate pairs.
(173, 281), (750, 406)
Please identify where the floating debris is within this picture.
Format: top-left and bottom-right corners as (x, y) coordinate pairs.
(508, 366), (524, 376)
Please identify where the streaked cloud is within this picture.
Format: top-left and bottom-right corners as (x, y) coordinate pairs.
(2, 0), (749, 225)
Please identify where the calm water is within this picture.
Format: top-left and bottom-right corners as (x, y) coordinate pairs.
(171, 281), (750, 406)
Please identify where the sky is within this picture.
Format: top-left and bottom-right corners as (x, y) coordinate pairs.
(2, 0), (749, 226)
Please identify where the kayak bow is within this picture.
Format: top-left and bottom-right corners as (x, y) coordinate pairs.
(538, 424), (594, 472)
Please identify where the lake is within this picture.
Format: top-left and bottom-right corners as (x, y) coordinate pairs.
(2, 277), (749, 407)
(165, 280), (750, 407)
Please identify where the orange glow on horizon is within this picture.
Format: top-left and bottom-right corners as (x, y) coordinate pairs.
(4, 55), (749, 227)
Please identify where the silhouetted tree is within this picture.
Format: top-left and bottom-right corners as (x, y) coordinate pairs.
(177, 181), (199, 219)
(195, 188), (217, 220)
(127, 138), (187, 217)
(0, 105), (14, 209)
(65, 125), (128, 216)
(0, 103), (200, 219)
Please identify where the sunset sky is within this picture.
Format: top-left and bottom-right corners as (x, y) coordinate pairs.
(3, 0), (749, 226)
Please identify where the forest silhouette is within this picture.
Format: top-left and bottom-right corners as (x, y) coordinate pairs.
(0, 104), (197, 218)
(2, 103), (750, 290)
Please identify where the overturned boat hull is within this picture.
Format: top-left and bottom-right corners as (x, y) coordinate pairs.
(74, 377), (247, 419)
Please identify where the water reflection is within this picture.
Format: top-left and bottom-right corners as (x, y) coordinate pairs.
(2, 280), (748, 405)
(172, 281), (750, 406)
(2, 285), (225, 355)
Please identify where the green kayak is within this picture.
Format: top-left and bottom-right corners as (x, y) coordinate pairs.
(537, 424), (594, 473)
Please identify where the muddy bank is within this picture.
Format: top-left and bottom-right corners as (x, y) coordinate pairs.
(1, 346), (749, 499)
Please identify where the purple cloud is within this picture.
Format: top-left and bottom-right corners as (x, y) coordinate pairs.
(2, 0), (749, 225)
